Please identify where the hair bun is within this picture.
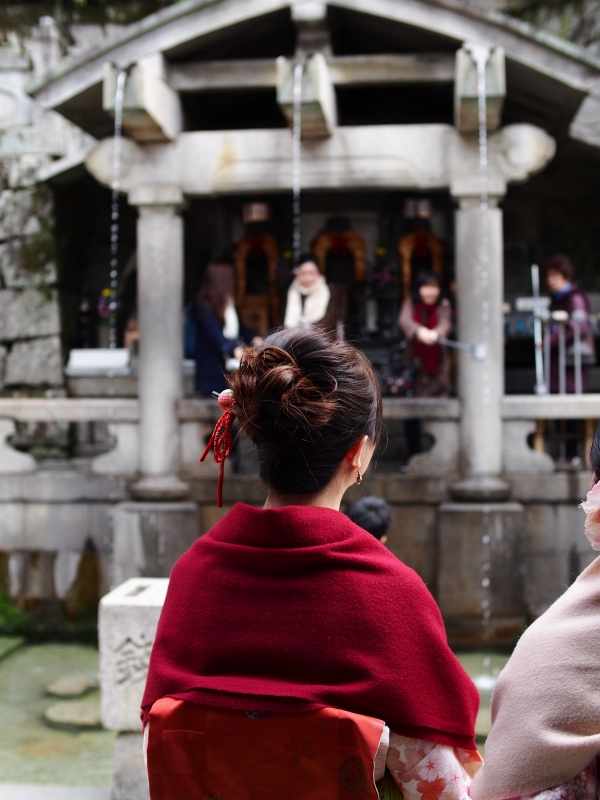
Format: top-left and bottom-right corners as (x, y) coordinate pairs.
(226, 328), (381, 496)
(231, 345), (335, 439)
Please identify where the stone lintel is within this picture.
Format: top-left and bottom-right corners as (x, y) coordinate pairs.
(86, 122), (555, 197)
(167, 53), (455, 93)
(128, 183), (183, 207)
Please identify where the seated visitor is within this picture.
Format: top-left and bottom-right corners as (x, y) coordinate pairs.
(194, 261), (262, 396)
(544, 253), (595, 393)
(470, 421), (600, 800)
(398, 270), (452, 398)
(142, 328), (482, 800)
(284, 254), (331, 328)
(345, 495), (391, 544)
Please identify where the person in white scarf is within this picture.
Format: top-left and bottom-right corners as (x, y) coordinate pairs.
(284, 256), (331, 328)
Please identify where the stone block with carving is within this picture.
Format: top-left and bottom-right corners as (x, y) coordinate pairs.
(99, 577), (168, 732)
(5, 335), (63, 386)
(0, 289), (60, 340)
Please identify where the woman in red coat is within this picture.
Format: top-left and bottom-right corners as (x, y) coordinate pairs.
(142, 328), (481, 800)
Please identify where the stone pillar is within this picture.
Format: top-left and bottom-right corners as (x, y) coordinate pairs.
(437, 502), (525, 644)
(129, 184), (188, 501)
(452, 197), (509, 501)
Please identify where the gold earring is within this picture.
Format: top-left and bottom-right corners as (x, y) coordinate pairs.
(356, 470), (362, 485)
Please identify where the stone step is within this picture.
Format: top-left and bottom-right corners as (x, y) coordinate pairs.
(0, 786), (109, 800)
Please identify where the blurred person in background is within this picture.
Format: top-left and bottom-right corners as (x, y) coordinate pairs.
(194, 262), (262, 396)
(398, 270), (452, 399)
(544, 254), (595, 393)
(284, 254), (331, 328)
(345, 496), (391, 545)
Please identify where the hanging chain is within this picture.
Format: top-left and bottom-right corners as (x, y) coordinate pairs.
(292, 62), (304, 268)
(108, 69), (127, 349)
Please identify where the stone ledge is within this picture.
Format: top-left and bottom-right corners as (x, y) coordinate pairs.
(0, 397), (139, 422)
(0, 470), (129, 502)
(503, 394), (600, 418)
(178, 396), (461, 422)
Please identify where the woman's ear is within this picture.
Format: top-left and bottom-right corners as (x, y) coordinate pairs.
(347, 435), (369, 469)
(591, 472), (599, 491)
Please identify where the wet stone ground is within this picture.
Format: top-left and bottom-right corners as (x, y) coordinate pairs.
(0, 639), (115, 787)
(0, 638), (506, 788)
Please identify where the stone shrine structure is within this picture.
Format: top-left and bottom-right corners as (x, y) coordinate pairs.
(1, 0), (600, 641)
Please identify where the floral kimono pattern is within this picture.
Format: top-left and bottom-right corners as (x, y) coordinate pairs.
(385, 733), (483, 800)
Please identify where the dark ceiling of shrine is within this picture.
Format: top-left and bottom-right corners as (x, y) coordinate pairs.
(327, 6), (461, 55)
(502, 59), (587, 141)
(336, 84), (454, 126)
(164, 8), (296, 62)
(182, 89), (287, 131)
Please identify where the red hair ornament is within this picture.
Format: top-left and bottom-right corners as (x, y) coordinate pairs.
(200, 389), (236, 507)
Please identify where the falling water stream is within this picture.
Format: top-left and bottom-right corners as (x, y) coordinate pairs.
(292, 62), (303, 268)
(108, 70), (127, 349)
(476, 49), (493, 636)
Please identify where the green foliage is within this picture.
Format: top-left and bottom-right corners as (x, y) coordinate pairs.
(0, 0), (182, 36)
(506, 0), (600, 48)
(0, 594), (32, 634)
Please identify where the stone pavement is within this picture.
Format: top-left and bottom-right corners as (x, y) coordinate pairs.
(0, 786), (109, 799)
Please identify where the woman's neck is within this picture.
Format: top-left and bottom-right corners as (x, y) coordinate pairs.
(264, 481), (345, 511)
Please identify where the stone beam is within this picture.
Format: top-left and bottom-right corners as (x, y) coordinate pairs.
(104, 54), (182, 143)
(455, 43), (505, 133)
(327, 53), (455, 85)
(167, 53), (455, 93)
(276, 54), (336, 138)
(168, 58), (277, 92)
(569, 85), (600, 149)
(85, 122), (555, 196)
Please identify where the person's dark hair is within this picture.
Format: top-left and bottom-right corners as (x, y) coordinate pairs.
(345, 496), (391, 541)
(589, 421), (600, 479)
(197, 262), (235, 324)
(413, 270), (441, 304)
(543, 254), (574, 283)
(297, 253), (320, 271)
(228, 327), (382, 495)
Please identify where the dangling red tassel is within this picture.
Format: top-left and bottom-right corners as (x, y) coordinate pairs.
(200, 389), (235, 508)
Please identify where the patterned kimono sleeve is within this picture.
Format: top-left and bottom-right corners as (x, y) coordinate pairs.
(385, 732), (483, 800)
(509, 757), (598, 800)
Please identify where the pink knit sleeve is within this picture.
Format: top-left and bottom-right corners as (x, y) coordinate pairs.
(386, 732), (482, 800)
(510, 757), (597, 800)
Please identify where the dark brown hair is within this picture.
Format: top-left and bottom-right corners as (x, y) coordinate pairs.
(543, 254), (574, 283)
(197, 263), (235, 323)
(228, 327), (382, 495)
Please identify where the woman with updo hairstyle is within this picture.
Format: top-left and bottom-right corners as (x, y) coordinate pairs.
(142, 328), (481, 800)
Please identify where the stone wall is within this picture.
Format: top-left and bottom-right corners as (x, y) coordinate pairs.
(0, 180), (62, 392)
(0, 16), (114, 398)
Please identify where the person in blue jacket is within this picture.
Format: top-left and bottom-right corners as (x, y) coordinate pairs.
(194, 261), (262, 396)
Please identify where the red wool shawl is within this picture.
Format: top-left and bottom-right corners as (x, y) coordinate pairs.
(142, 503), (478, 749)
